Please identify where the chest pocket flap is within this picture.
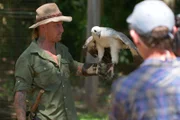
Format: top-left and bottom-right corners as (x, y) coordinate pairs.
(33, 61), (55, 87)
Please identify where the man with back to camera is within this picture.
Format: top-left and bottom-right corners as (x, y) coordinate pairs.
(110, 0), (180, 120)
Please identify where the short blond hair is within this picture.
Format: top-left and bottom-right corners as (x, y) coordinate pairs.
(31, 28), (39, 40)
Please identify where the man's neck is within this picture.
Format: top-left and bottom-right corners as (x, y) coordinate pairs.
(37, 37), (56, 54)
(145, 49), (176, 61)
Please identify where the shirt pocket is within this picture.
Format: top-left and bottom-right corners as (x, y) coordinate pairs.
(60, 59), (70, 78)
(33, 62), (55, 87)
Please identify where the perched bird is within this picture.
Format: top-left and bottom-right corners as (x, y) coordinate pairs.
(83, 26), (139, 77)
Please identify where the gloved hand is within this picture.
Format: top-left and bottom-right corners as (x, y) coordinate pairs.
(82, 63), (99, 76)
(81, 63), (115, 79)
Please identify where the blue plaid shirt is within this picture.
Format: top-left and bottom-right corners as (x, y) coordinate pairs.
(110, 58), (180, 120)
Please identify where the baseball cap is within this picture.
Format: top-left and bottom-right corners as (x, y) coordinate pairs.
(127, 0), (175, 35)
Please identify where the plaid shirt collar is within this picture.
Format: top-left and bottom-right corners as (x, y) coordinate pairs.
(140, 57), (180, 68)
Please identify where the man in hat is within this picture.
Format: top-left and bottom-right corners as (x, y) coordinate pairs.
(110, 0), (180, 120)
(13, 3), (101, 120)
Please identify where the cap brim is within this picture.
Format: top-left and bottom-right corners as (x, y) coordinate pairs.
(126, 14), (133, 24)
(29, 16), (72, 29)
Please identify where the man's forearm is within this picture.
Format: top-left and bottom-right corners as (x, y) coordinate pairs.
(14, 91), (27, 120)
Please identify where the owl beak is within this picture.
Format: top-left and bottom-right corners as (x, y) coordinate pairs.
(97, 32), (101, 38)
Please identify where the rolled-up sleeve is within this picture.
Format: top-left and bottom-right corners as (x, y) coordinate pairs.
(14, 57), (34, 92)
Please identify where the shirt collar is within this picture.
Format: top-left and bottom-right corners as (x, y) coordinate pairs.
(28, 40), (61, 64)
(29, 40), (44, 55)
(141, 58), (180, 67)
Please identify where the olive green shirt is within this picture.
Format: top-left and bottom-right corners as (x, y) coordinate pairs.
(14, 40), (83, 120)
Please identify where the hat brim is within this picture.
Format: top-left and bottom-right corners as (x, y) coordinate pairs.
(126, 14), (133, 24)
(29, 16), (72, 29)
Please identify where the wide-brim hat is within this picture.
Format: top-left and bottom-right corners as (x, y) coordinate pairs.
(29, 3), (72, 29)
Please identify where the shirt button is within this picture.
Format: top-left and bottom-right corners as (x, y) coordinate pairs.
(64, 96), (66, 99)
(44, 67), (46, 70)
(63, 85), (64, 87)
(65, 108), (68, 110)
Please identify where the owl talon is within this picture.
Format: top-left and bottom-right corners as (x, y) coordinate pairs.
(107, 64), (114, 78)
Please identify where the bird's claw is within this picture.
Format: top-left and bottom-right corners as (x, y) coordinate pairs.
(98, 63), (115, 80)
(106, 63), (115, 79)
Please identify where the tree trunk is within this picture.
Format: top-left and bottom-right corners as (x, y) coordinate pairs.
(84, 0), (101, 111)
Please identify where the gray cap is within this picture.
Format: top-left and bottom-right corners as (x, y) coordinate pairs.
(127, 0), (175, 35)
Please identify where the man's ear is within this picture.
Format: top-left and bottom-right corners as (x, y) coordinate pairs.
(173, 26), (178, 35)
(130, 30), (140, 45)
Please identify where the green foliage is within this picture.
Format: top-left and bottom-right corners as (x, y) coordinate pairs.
(175, 0), (180, 14)
(102, 0), (142, 32)
(0, 1), (37, 59)
(118, 49), (133, 64)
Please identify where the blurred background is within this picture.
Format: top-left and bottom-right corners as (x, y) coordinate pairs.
(0, 0), (179, 119)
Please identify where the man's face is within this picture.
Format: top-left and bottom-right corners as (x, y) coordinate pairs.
(46, 21), (64, 42)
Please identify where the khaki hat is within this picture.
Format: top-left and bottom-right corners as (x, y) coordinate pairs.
(29, 3), (72, 29)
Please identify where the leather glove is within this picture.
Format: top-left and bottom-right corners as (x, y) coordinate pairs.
(81, 63), (116, 80)
(82, 63), (99, 76)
